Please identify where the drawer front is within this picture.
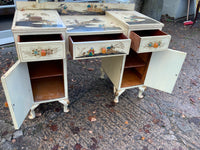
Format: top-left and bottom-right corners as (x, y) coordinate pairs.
(17, 41), (65, 62)
(69, 34), (131, 59)
(130, 30), (171, 53)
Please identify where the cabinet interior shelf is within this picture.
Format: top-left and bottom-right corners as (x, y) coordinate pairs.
(28, 60), (63, 79)
(31, 76), (65, 102)
(121, 68), (143, 88)
(124, 50), (146, 68)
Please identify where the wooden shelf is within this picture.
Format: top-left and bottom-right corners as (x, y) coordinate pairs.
(121, 68), (143, 88)
(124, 50), (146, 68)
(31, 76), (65, 102)
(28, 60), (63, 79)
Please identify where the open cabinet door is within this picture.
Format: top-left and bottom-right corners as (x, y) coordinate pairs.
(144, 49), (186, 93)
(1, 61), (34, 129)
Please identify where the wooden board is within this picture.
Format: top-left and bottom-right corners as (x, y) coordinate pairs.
(31, 76), (65, 101)
(145, 49), (186, 93)
(101, 55), (124, 89)
(124, 50), (146, 68)
(121, 68), (143, 88)
(1, 61), (34, 129)
(28, 60), (63, 79)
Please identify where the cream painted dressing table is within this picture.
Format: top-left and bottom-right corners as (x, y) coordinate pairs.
(1, 1), (186, 129)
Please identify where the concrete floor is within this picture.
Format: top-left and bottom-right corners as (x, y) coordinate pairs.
(0, 19), (200, 150)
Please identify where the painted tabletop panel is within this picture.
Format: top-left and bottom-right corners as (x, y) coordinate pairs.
(107, 11), (164, 29)
(61, 15), (122, 34)
(12, 10), (66, 31)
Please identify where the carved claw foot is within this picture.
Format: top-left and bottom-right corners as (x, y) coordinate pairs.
(114, 98), (119, 103)
(59, 99), (70, 113)
(28, 104), (39, 119)
(114, 88), (125, 103)
(138, 86), (146, 99)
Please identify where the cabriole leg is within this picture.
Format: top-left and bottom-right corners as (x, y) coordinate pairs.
(138, 86), (146, 99)
(28, 104), (40, 119)
(114, 88), (125, 103)
(100, 67), (105, 79)
(59, 99), (70, 113)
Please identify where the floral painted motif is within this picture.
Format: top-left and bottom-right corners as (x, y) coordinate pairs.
(32, 49), (53, 56)
(147, 41), (161, 48)
(88, 47), (95, 56)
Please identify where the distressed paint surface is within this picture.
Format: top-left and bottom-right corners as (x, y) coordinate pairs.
(12, 10), (65, 30)
(61, 15), (122, 33)
(18, 41), (65, 62)
(107, 11), (164, 30)
(1, 61), (34, 129)
(16, 2), (135, 15)
(138, 35), (171, 53)
(144, 49), (186, 93)
(71, 39), (130, 59)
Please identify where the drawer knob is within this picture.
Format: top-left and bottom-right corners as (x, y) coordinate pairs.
(41, 50), (46, 56)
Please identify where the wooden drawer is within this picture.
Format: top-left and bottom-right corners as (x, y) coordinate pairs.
(17, 34), (65, 62)
(69, 33), (131, 59)
(130, 30), (171, 53)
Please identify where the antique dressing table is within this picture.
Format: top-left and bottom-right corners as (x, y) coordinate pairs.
(1, 1), (186, 129)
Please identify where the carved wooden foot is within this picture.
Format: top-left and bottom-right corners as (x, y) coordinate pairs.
(59, 99), (70, 113)
(28, 104), (40, 119)
(114, 87), (125, 103)
(138, 86), (146, 99)
(100, 67), (105, 79)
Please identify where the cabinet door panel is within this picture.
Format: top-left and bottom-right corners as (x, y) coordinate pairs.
(1, 61), (34, 129)
(144, 49), (186, 93)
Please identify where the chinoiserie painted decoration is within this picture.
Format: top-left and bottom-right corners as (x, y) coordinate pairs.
(1, 1), (186, 130)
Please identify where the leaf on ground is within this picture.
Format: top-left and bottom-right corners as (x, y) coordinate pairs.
(125, 121), (129, 125)
(191, 79), (197, 86)
(88, 68), (94, 71)
(52, 144), (59, 150)
(105, 102), (116, 108)
(190, 98), (196, 103)
(147, 138), (153, 144)
(88, 116), (97, 122)
(141, 136), (145, 140)
(2, 131), (8, 136)
(12, 139), (16, 143)
(152, 119), (160, 124)
(181, 114), (186, 118)
(89, 130), (93, 134)
(91, 137), (98, 144)
(144, 129), (150, 134)
(43, 135), (48, 141)
(70, 127), (80, 134)
(65, 134), (69, 138)
(74, 143), (82, 150)
(90, 143), (97, 150)
(99, 135), (103, 139)
(50, 124), (58, 131)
